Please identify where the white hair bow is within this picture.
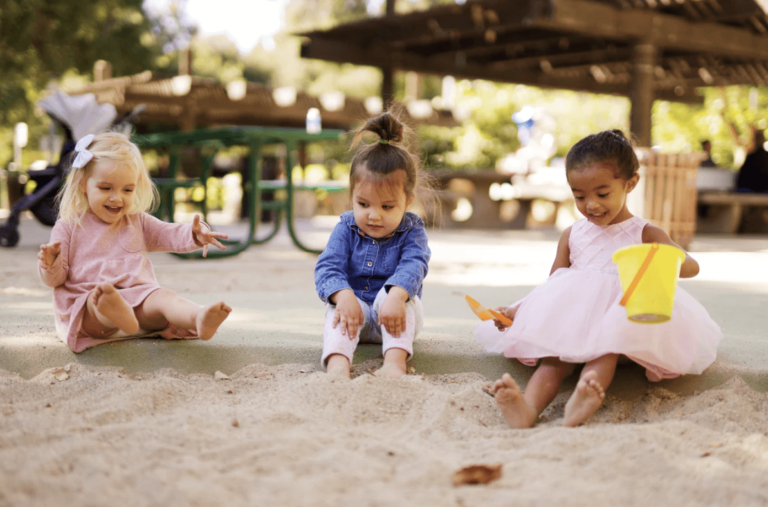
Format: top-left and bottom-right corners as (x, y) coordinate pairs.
(71, 134), (95, 169)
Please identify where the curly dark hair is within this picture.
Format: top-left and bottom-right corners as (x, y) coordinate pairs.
(565, 130), (639, 180)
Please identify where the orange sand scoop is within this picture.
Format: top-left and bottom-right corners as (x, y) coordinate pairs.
(465, 295), (513, 327)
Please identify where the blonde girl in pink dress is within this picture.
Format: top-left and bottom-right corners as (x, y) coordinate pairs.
(38, 132), (232, 352)
(475, 130), (722, 428)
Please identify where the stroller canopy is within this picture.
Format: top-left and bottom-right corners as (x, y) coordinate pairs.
(38, 92), (117, 142)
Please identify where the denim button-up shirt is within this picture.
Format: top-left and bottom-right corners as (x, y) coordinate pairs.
(315, 211), (431, 305)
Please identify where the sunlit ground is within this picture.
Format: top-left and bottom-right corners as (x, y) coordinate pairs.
(1, 210), (767, 381)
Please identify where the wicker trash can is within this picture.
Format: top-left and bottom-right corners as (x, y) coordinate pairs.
(628, 150), (703, 249)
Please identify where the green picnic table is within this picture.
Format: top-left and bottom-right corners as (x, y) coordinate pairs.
(136, 126), (347, 258)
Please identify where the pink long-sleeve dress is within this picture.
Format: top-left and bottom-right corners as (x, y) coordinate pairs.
(39, 211), (203, 352)
(474, 217), (722, 381)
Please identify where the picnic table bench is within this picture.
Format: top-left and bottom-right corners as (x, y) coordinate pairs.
(697, 191), (768, 234)
(137, 126), (345, 257)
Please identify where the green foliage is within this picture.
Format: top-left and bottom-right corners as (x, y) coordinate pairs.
(191, 35), (243, 83)
(0, 0), (199, 165)
(420, 81), (630, 170)
(0, 0), (155, 124)
(653, 86), (768, 168)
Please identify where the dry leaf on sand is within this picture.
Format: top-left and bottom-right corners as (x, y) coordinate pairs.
(452, 464), (502, 486)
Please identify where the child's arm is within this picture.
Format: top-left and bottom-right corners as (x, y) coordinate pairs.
(37, 221), (70, 288)
(315, 223), (364, 337)
(550, 226), (572, 275)
(381, 225), (430, 337)
(383, 225), (430, 302)
(314, 222), (354, 304)
(642, 224), (699, 278)
(141, 213), (226, 255)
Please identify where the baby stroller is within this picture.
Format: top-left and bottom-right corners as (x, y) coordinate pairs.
(0, 93), (143, 247)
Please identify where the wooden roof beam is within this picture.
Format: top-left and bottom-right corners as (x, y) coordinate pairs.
(489, 47), (632, 70)
(301, 2), (538, 46)
(301, 37), (702, 103)
(535, 0), (768, 59)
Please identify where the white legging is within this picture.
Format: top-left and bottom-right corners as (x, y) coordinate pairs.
(321, 287), (424, 365)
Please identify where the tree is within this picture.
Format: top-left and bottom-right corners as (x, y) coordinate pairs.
(0, 0), (198, 164)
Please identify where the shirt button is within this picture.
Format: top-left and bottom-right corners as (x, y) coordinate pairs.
(367, 262), (372, 267)
(365, 286), (368, 290)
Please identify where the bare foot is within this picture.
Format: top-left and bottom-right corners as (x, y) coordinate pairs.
(563, 370), (606, 427)
(326, 354), (351, 380)
(196, 302), (231, 340)
(491, 373), (537, 429)
(92, 283), (139, 334)
(374, 362), (406, 379)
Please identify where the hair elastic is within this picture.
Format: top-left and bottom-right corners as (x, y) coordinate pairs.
(378, 139), (390, 145)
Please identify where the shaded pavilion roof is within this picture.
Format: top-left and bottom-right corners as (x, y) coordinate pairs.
(67, 71), (458, 132)
(300, 0), (768, 104)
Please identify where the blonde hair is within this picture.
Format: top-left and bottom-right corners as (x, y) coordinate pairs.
(57, 131), (158, 226)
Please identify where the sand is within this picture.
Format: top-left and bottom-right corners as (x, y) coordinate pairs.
(2, 359), (767, 507)
(3, 218), (768, 505)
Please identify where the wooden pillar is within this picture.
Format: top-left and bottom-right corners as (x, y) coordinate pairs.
(630, 43), (656, 147)
(386, 0), (395, 16)
(94, 60), (112, 81)
(381, 66), (394, 110)
(179, 48), (193, 76)
(380, 0), (396, 110)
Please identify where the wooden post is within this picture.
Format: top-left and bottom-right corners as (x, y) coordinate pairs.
(94, 60), (112, 81)
(179, 49), (193, 76)
(380, 0), (396, 109)
(386, 0), (395, 16)
(630, 43), (656, 147)
(381, 66), (394, 110)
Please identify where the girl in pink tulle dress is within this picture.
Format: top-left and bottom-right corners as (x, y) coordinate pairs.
(475, 130), (722, 428)
(38, 132), (232, 352)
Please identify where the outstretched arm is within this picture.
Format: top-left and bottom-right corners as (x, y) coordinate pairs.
(142, 213), (227, 255)
(642, 224), (699, 278)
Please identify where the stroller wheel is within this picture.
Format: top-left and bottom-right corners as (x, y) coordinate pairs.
(0, 225), (20, 248)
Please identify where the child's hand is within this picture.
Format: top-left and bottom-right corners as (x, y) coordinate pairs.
(38, 241), (62, 270)
(192, 215), (228, 257)
(379, 287), (408, 338)
(332, 289), (365, 339)
(493, 306), (517, 331)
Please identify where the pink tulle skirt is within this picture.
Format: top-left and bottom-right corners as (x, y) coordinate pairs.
(474, 268), (722, 381)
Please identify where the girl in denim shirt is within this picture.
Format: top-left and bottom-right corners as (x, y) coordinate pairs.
(315, 112), (431, 379)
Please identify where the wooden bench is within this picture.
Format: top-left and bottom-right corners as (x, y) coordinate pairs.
(697, 191), (768, 234)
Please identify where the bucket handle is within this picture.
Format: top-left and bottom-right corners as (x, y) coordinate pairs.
(619, 243), (659, 307)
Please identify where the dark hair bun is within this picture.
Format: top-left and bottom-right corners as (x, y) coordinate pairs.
(610, 129), (628, 141)
(360, 112), (404, 144)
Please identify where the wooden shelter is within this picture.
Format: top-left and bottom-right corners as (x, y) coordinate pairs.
(68, 66), (457, 132)
(299, 0), (768, 146)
